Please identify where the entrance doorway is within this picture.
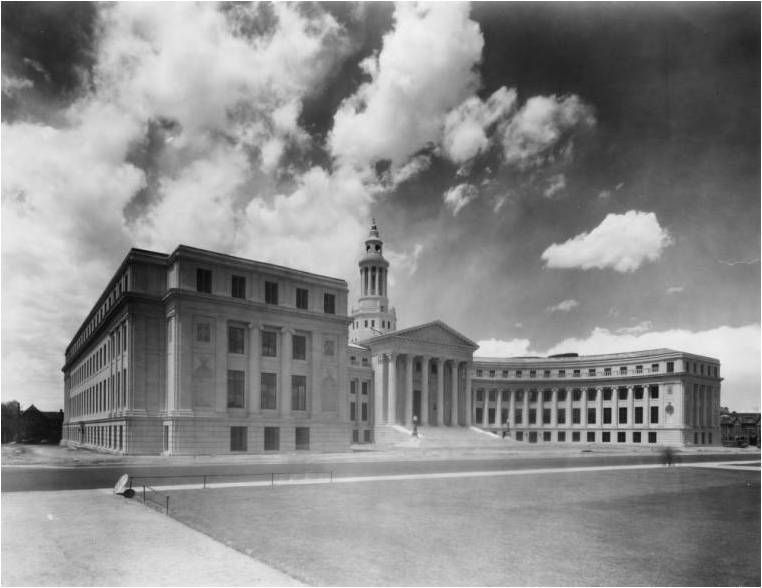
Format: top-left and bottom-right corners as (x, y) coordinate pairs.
(412, 390), (422, 424)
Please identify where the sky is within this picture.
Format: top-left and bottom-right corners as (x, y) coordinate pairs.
(2, 2), (759, 412)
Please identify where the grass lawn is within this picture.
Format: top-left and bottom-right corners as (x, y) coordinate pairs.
(164, 467), (760, 586)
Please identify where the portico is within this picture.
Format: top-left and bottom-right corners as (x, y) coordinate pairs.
(362, 320), (477, 428)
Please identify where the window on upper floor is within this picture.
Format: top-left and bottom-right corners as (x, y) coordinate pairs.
(635, 365), (643, 374)
(362, 357), (369, 367)
(476, 369), (483, 377)
(196, 268), (212, 293)
(489, 369), (495, 378)
(324, 293), (336, 314)
(651, 363), (659, 373)
(619, 366), (627, 375)
(227, 370), (245, 408)
(558, 369), (566, 377)
(228, 326), (245, 354)
(296, 288), (309, 310)
(292, 335), (306, 360)
(515, 370), (522, 378)
(262, 331), (277, 357)
(502, 370), (508, 378)
(666, 361), (674, 373)
(604, 367), (611, 376)
(529, 370), (537, 378)
(634, 387), (644, 400)
(573, 389), (582, 401)
(265, 281), (278, 305)
(362, 381), (369, 395)
(573, 369), (581, 378)
(557, 389), (567, 402)
(231, 275), (246, 299)
(649, 385), (659, 399)
(543, 370), (551, 378)
(542, 389), (552, 402)
(588, 368), (596, 377)
(196, 323), (210, 343)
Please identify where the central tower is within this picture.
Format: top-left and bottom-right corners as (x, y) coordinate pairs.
(350, 219), (397, 343)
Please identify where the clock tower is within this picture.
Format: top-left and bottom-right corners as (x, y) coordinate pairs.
(350, 219), (397, 343)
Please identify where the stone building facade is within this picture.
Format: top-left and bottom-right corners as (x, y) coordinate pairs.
(62, 223), (722, 453)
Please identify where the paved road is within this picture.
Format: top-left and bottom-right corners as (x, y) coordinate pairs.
(3, 452), (758, 492)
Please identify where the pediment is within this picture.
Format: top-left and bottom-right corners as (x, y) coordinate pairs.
(363, 320), (478, 351)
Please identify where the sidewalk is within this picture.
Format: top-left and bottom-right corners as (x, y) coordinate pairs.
(1, 489), (303, 586)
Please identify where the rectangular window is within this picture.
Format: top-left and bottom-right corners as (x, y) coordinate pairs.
(295, 427), (310, 450)
(265, 281), (279, 305)
(651, 363), (659, 373)
(227, 370), (245, 408)
(634, 406), (643, 424)
(650, 406), (659, 424)
(529, 390), (538, 402)
(231, 275), (246, 299)
(543, 431), (551, 442)
(228, 326), (245, 354)
(196, 268), (212, 293)
(489, 369), (495, 377)
(635, 365), (643, 374)
(587, 389), (597, 401)
(262, 331), (277, 357)
(502, 370), (508, 378)
(362, 357), (369, 367)
(501, 389), (510, 402)
(542, 408), (551, 424)
(572, 431), (580, 442)
(292, 335), (306, 360)
(196, 322), (210, 343)
(364, 430), (372, 443)
(557, 408), (566, 424)
(602, 431), (611, 443)
(230, 427), (247, 451)
(515, 431), (524, 442)
(619, 366), (627, 375)
(558, 369), (566, 377)
(587, 408), (596, 424)
(529, 408), (537, 424)
(558, 431), (566, 442)
(515, 390), (524, 402)
(573, 369), (581, 378)
(514, 408), (523, 424)
(618, 407), (628, 424)
(542, 389), (552, 402)
(603, 388), (612, 401)
(489, 390), (497, 402)
(515, 370), (522, 378)
(352, 429), (359, 443)
(488, 408), (496, 423)
(649, 385), (659, 399)
(634, 387), (643, 400)
(476, 369), (482, 377)
(604, 367), (611, 376)
(475, 407), (483, 423)
(543, 370), (551, 378)
(572, 408), (581, 424)
(618, 387), (628, 400)
(588, 431), (596, 442)
(361, 403), (368, 421)
(292, 375), (307, 411)
(324, 339), (335, 356)
(617, 431), (626, 443)
(264, 427), (280, 451)
(350, 401), (356, 421)
(529, 370), (537, 378)
(557, 389), (567, 401)
(633, 432), (641, 443)
(261, 373), (277, 410)
(603, 407), (612, 424)
(648, 431), (657, 443)
(588, 368), (596, 377)
(296, 288), (309, 309)
(324, 293), (336, 314)
(573, 389), (582, 401)
(666, 361), (674, 373)
(361, 381), (369, 395)
(350, 380), (357, 395)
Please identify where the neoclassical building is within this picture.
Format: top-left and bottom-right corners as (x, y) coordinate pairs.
(62, 222), (722, 453)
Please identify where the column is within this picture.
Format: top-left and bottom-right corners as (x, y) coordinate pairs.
(436, 358), (445, 426)
(421, 356), (430, 425)
(596, 388), (603, 430)
(509, 389), (516, 428)
(627, 386), (634, 429)
(280, 329), (292, 415)
(311, 331), (322, 415)
(550, 388), (558, 426)
(522, 389), (530, 427)
(405, 354), (414, 427)
(612, 388), (619, 427)
(451, 360), (459, 426)
(248, 323), (261, 413)
(644, 385), (650, 429)
(581, 389), (588, 427)
(482, 388), (489, 427)
(387, 353), (397, 425)
(496, 389), (502, 428)
(373, 355), (385, 427)
(465, 367), (473, 426)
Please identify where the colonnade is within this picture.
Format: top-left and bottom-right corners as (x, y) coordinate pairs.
(360, 266), (387, 297)
(373, 353), (471, 427)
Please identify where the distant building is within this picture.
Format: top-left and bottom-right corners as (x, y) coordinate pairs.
(720, 409), (760, 446)
(2, 404), (63, 444)
(62, 222), (723, 453)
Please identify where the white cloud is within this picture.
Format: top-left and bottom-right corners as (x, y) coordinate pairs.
(329, 2), (484, 170)
(386, 243), (425, 283)
(597, 189), (611, 199)
(2, 74), (33, 96)
(477, 324), (760, 411)
(541, 210), (673, 272)
(502, 94), (595, 169)
(615, 321), (653, 335)
(543, 173), (566, 198)
(443, 183), (479, 216)
(442, 86), (517, 164)
(666, 286), (684, 295)
(475, 338), (536, 358)
(547, 299), (579, 313)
